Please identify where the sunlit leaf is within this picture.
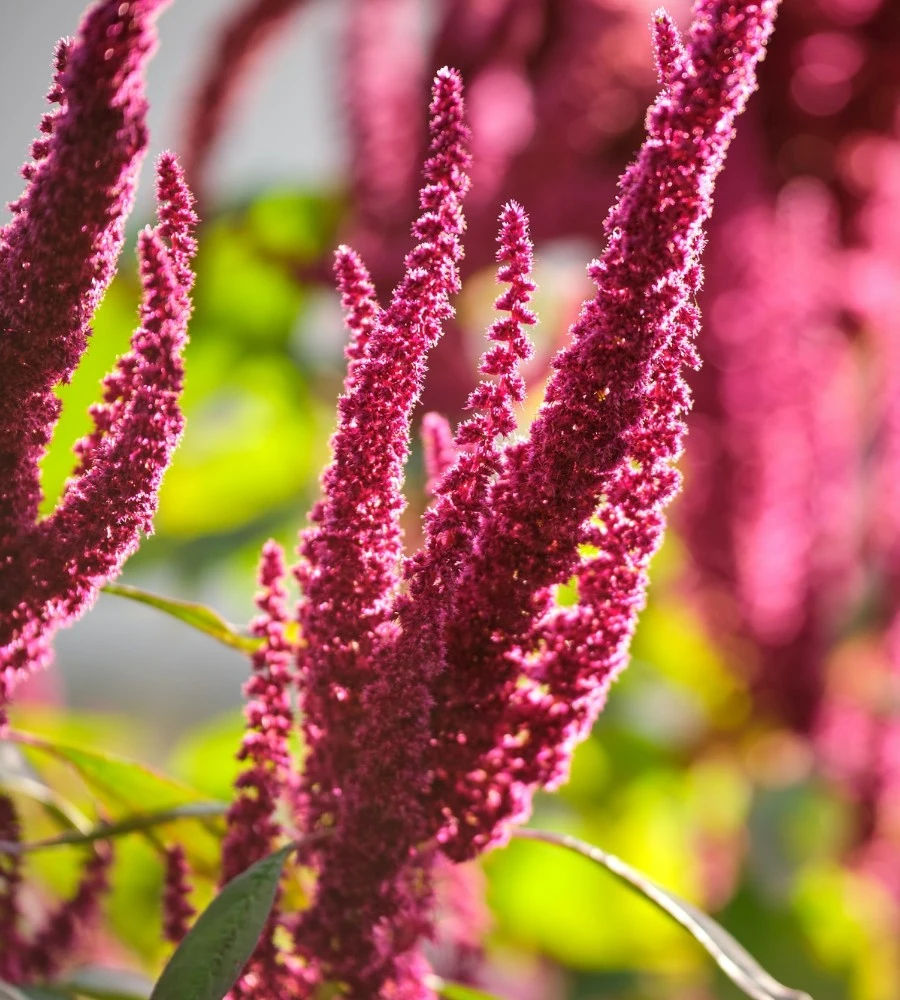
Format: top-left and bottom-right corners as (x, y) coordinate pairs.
(515, 829), (814, 1000)
(103, 583), (261, 654)
(12, 732), (206, 814)
(0, 770), (92, 841)
(149, 845), (294, 1000)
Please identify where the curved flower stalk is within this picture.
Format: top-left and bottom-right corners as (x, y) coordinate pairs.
(0, 0), (190, 721)
(181, 0), (311, 209)
(289, 0), (779, 992)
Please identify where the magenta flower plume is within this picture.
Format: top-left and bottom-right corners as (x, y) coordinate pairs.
(161, 844), (195, 945)
(294, 68), (471, 994)
(0, 1), (188, 720)
(427, 0), (780, 861)
(333, 244), (382, 385)
(0, 0), (167, 544)
(289, 1), (778, 990)
(20, 843), (113, 980)
(0, 152), (197, 719)
(221, 540), (295, 998)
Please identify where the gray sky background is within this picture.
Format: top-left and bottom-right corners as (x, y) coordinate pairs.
(0, 0), (345, 221)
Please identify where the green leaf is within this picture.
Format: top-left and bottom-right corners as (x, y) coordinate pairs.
(426, 977), (504, 1000)
(12, 732), (207, 814)
(514, 829), (814, 1000)
(103, 583), (261, 654)
(149, 845), (294, 1000)
(0, 772), (93, 841)
(0, 982), (53, 1000)
(5, 802), (228, 855)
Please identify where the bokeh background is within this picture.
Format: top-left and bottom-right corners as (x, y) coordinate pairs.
(3, 0), (900, 997)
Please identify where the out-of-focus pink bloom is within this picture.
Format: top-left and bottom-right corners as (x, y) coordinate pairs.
(290, 0), (778, 990)
(682, 169), (861, 731)
(181, 0), (310, 209)
(0, 797), (24, 981)
(0, 0), (194, 722)
(420, 412), (457, 497)
(161, 844), (195, 945)
(21, 843), (113, 980)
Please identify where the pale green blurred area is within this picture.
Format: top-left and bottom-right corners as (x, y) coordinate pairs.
(15, 181), (899, 1000)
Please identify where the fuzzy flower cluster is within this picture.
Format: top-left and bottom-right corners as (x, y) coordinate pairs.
(1, 0), (197, 980)
(270, 0), (781, 993)
(0, 0), (194, 723)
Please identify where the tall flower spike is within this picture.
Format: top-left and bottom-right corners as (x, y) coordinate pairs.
(0, 0), (167, 541)
(221, 541), (295, 1000)
(333, 244), (382, 385)
(0, 0), (175, 720)
(294, 68), (471, 995)
(0, 154), (197, 719)
(428, 0), (780, 861)
(161, 844), (195, 946)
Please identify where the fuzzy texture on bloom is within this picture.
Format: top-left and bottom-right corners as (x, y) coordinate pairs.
(161, 844), (195, 945)
(221, 540), (296, 998)
(289, 2), (779, 992)
(294, 67), (471, 995)
(0, 0), (192, 721)
(426, 0), (780, 862)
(0, 152), (197, 720)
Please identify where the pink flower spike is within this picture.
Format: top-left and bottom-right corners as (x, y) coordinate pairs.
(0, 0), (168, 540)
(429, 0), (780, 860)
(652, 9), (692, 88)
(333, 244), (381, 385)
(21, 843), (113, 979)
(0, 156), (197, 722)
(0, 3), (179, 722)
(0, 796), (24, 981)
(162, 844), (195, 945)
(221, 541), (295, 998)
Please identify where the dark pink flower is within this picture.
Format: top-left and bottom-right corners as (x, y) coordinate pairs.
(222, 541), (295, 997)
(161, 844), (195, 945)
(0, 0), (193, 722)
(291, 0), (779, 991)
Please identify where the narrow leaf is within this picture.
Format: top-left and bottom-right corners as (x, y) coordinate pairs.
(149, 844), (294, 1000)
(0, 772), (93, 843)
(103, 583), (262, 654)
(10, 732), (205, 814)
(514, 829), (814, 1000)
(2, 801), (228, 855)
